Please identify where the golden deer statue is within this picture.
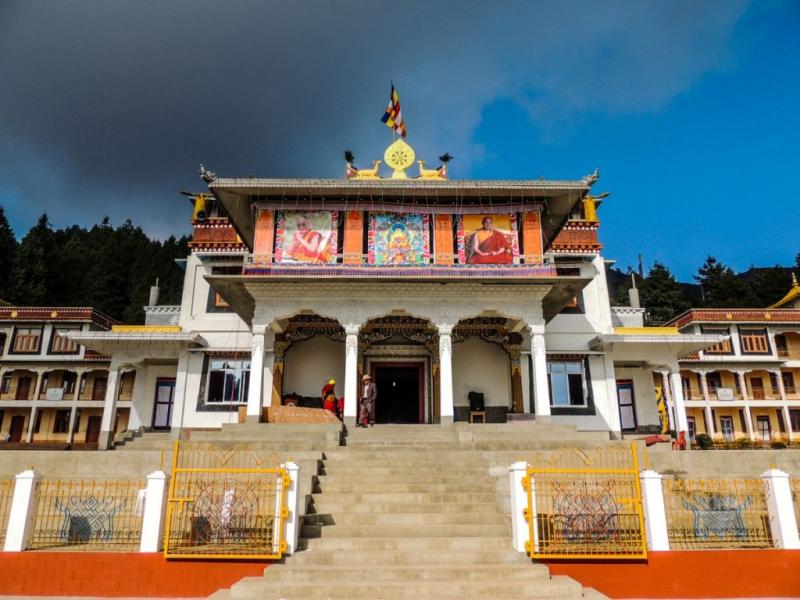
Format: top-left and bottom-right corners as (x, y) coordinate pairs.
(354, 160), (381, 180)
(417, 160), (444, 179)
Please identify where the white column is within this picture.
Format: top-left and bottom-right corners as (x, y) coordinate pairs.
(343, 324), (359, 423)
(639, 469), (670, 551)
(247, 325), (274, 422)
(127, 366), (146, 431)
(169, 353), (191, 439)
(65, 406), (78, 445)
(737, 371), (755, 440)
(601, 354), (622, 436)
(761, 469), (800, 549)
(282, 462), (300, 555)
(774, 370), (787, 401)
(25, 371), (45, 443)
(699, 372), (715, 437)
(99, 365), (122, 450)
(509, 461), (529, 553)
(139, 470), (168, 552)
(438, 324), (455, 424)
(530, 324), (550, 421)
(668, 370), (688, 433)
(3, 470), (38, 552)
(24, 407), (36, 444)
(73, 370), (83, 402)
(32, 370), (44, 401)
(782, 406), (794, 443)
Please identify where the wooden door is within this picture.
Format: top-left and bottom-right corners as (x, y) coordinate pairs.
(15, 376), (32, 401)
(85, 416), (102, 444)
(92, 377), (108, 401)
(9, 415), (25, 443)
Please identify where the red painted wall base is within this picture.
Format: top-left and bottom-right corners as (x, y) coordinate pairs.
(543, 549), (800, 598)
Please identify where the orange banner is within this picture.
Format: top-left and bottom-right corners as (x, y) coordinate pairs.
(253, 209), (274, 264)
(522, 211), (543, 264)
(343, 210), (364, 264)
(433, 214), (454, 264)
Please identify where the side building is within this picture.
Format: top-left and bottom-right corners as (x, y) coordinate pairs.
(665, 275), (800, 444)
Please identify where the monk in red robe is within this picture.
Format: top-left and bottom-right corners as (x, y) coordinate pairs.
(321, 379), (337, 414)
(467, 216), (513, 264)
(286, 216), (331, 263)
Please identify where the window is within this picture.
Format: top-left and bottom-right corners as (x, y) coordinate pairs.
(720, 416), (734, 442)
(49, 327), (80, 354)
(756, 416), (771, 442)
(687, 416), (696, 443)
(53, 410), (71, 434)
(11, 327), (43, 353)
(775, 334), (789, 357)
(62, 372), (77, 395)
(92, 377), (108, 401)
(681, 376), (693, 400)
(701, 327), (733, 355)
(206, 359), (251, 404)
(706, 372), (722, 390)
(749, 376), (765, 399)
(33, 410), (43, 434)
(72, 409), (82, 433)
(739, 328), (770, 354)
(547, 362), (586, 407)
(0, 374), (10, 394)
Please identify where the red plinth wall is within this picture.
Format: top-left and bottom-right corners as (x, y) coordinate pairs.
(0, 550), (798, 598)
(543, 550), (800, 598)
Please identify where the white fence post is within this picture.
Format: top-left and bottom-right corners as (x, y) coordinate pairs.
(508, 461), (529, 553)
(139, 470), (169, 553)
(762, 469), (800, 549)
(640, 469), (670, 551)
(283, 462), (300, 555)
(3, 470), (38, 552)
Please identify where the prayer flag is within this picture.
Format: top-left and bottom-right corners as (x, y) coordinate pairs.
(380, 83), (406, 138)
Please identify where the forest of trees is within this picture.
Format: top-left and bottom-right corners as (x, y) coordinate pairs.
(0, 207), (189, 324)
(0, 205), (797, 326)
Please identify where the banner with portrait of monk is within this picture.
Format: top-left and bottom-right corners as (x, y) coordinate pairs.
(368, 213), (430, 265)
(274, 211), (339, 264)
(457, 214), (519, 265)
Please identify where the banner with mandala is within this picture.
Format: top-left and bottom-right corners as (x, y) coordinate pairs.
(368, 213), (430, 265)
(455, 214), (519, 265)
(274, 211), (339, 264)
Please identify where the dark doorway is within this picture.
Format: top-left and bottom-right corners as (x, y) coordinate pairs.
(152, 378), (176, 430)
(85, 416), (102, 444)
(15, 376), (32, 401)
(9, 415), (25, 443)
(373, 363), (423, 424)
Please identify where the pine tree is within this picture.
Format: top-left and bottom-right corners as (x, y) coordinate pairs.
(11, 214), (56, 305)
(694, 256), (749, 307)
(0, 207), (17, 301)
(639, 262), (690, 324)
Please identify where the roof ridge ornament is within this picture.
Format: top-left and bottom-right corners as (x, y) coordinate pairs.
(582, 168), (599, 187)
(344, 140), (449, 181)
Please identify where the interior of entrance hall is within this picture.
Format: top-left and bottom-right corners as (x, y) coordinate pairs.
(373, 364), (422, 424)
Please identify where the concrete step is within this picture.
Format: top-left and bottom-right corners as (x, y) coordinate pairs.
(223, 575), (584, 599)
(288, 548), (527, 566)
(303, 511), (506, 526)
(301, 523), (508, 538)
(262, 563), (551, 582)
(317, 481), (493, 493)
(310, 491), (497, 504)
(302, 535), (511, 551)
(307, 499), (502, 514)
(319, 467), (491, 479)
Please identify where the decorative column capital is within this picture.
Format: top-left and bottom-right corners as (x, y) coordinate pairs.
(344, 323), (361, 337)
(436, 323), (454, 337)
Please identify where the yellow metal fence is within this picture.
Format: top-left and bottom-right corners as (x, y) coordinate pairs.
(28, 480), (144, 550)
(163, 441), (289, 560)
(0, 479), (13, 547)
(523, 444), (647, 559)
(663, 478), (772, 549)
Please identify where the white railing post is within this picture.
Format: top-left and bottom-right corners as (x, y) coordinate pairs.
(762, 469), (800, 549)
(508, 461), (529, 553)
(3, 470), (39, 552)
(639, 469), (670, 551)
(139, 470), (169, 553)
(282, 462), (300, 555)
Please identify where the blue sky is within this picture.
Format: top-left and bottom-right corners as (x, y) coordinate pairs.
(0, 1), (798, 280)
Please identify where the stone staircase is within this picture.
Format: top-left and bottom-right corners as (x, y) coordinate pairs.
(211, 424), (608, 600)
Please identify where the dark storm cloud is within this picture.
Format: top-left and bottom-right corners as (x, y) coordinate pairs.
(0, 0), (750, 238)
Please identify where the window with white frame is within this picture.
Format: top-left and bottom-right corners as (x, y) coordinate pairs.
(206, 359), (251, 404)
(547, 361), (587, 407)
(687, 416), (696, 443)
(720, 416), (734, 442)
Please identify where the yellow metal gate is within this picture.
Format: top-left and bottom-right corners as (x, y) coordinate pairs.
(163, 441), (289, 559)
(523, 444), (647, 559)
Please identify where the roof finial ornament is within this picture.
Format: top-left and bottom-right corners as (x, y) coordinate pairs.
(199, 164), (218, 183)
(582, 168), (600, 187)
(793, 272), (799, 288)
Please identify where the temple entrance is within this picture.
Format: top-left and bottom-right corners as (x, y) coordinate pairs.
(373, 363), (423, 424)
